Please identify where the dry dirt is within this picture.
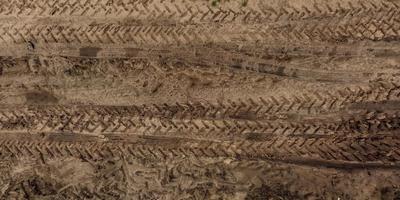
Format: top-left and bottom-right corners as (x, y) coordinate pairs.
(0, 0), (400, 199)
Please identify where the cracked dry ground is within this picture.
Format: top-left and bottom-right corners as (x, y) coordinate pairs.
(1, 0), (400, 199)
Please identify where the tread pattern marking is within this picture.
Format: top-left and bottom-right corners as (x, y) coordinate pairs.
(1, 99), (400, 139)
(0, 0), (398, 25)
(0, 134), (399, 166)
(0, 19), (399, 47)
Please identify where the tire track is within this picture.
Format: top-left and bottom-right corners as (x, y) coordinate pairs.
(0, 81), (398, 119)
(0, 0), (397, 25)
(0, 16), (399, 48)
(0, 133), (399, 169)
(0, 102), (399, 140)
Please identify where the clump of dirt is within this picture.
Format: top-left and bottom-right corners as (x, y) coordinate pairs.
(64, 58), (99, 77)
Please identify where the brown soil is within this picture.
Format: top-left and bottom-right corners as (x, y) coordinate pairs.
(0, 0), (400, 199)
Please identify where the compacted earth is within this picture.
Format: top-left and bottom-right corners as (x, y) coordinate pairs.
(0, 0), (400, 199)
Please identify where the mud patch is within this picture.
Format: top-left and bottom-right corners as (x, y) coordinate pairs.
(80, 47), (101, 57)
(245, 184), (300, 200)
(25, 91), (59, 104)
(348, 101), (400, 111)
(125, 48), (141, 57)
(3, 176), (60, 199)
(380, 187), (400, 200)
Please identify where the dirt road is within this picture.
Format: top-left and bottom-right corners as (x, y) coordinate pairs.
(0, 0), (400, 199)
